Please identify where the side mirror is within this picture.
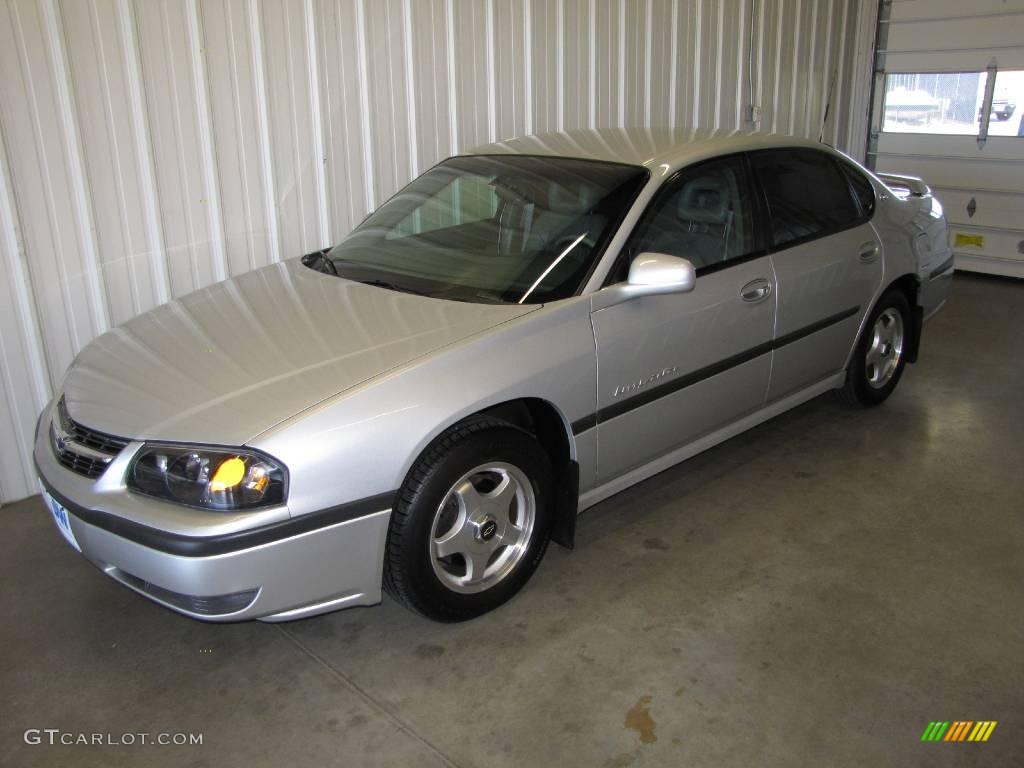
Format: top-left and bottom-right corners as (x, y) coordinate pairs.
(593, 252), (696, 310)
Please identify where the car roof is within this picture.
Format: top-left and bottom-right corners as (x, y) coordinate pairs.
(465, 127), (836, 172)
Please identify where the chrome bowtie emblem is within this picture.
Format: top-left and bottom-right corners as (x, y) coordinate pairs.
(478, 519), (498, 541)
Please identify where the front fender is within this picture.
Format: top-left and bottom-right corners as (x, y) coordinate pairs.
(250, 297), (597, 518)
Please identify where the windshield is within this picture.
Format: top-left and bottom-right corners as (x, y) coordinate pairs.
(317, 155), (648, 304)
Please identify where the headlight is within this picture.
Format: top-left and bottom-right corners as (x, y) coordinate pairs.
(128, 445), (287, 510)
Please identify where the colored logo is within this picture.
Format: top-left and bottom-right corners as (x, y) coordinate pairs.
(921, 721), (997, 742)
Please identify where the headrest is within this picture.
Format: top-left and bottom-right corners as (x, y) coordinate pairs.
(677, 176), (728, 225)
(490, 176), (598, 214)
(546, 180), (597, 214)
(492, 176), (546, 205)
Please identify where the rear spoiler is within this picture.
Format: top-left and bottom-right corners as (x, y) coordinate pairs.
(876, 172), (930, 198)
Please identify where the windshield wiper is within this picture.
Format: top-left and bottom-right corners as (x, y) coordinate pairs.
(358, 279), (427, 297)
(302, 249), (338, 276)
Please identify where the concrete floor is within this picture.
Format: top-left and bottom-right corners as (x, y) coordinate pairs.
(1, 273), (1022, 768)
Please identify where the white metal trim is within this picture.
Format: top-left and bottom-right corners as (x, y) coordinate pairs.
(668, 0), (679, 129)
(0, 121), (51, 407)
(523, 0), (533, 135)
(617, 0), (626, 126)
(353, 0), (377, 210)
(555, 0), (564, 131)
(117, 0), (171, 304)
(587, 0), (597, 128)
(42, 0), (111, 336)
(304, 0), (331, 246)
(249, 0), (282, 262)
(444, 0), (459, 154)
(485, 0), (496, 141)
(185, 0), (228, 281)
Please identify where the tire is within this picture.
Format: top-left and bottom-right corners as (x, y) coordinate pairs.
(383, 416), (553, 622)
(839, 289), (911, 408)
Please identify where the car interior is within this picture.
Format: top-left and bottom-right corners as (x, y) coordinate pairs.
(362, 174), (612, 301)
(617, 162), (753, 276)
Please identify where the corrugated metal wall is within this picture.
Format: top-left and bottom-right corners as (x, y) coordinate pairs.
(0, 0), (876, 504)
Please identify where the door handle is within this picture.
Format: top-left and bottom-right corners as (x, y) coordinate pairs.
(740, 278), (772, 303)
(858, 243), (880, 263)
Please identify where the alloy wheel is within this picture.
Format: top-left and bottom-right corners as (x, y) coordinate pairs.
(429, 462), (536, 594)
(865, 307), (904, 389)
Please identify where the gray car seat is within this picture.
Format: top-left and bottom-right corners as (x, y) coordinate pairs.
(639, 174), (738, 269)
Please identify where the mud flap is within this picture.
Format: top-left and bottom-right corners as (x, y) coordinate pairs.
(550, 460), (579, 550)
(906, 304), (923, 363)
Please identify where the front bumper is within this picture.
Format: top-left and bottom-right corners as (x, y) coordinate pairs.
(921, 254), (955, 323)
(34, 402), (393, 622)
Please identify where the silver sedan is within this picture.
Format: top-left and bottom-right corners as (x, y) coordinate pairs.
(34, 129), (953, 622)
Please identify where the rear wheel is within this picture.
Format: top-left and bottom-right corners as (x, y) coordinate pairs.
(840, 290), (910, 407)
(383, 417), (552, 621)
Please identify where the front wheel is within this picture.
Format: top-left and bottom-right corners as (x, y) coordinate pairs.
(383, 417), (553, 621)
(839, 290), (910, 407)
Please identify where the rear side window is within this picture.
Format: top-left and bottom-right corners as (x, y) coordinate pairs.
(839, 162), (875, 218)
(750, 149), (862, 249)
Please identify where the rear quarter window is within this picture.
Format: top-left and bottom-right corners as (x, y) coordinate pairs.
(750, 149), (863, 249)
(839, 161), (876, 218)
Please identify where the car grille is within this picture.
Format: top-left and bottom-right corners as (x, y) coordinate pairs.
(50, 397), (130, 479)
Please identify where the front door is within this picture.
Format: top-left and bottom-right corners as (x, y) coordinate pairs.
(592, 155), (776, 484)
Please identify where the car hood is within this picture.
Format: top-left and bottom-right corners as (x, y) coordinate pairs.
(61, 259), (535, 445)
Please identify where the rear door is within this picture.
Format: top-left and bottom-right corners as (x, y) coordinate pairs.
(592, 154), (775, 484)
(749, 148), (883, 401)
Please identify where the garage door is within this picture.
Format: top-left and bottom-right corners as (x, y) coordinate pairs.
(867, 0), (1024, 278)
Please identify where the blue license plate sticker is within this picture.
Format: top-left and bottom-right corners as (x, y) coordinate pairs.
(42, 489), (81, 553)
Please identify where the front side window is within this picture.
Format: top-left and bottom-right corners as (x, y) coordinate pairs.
(614, 155), (759, 279)
(750, 149), (861, 249)
(319, 155), (648, 304)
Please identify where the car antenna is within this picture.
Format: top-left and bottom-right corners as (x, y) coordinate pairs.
(819, 65), (838, 146)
